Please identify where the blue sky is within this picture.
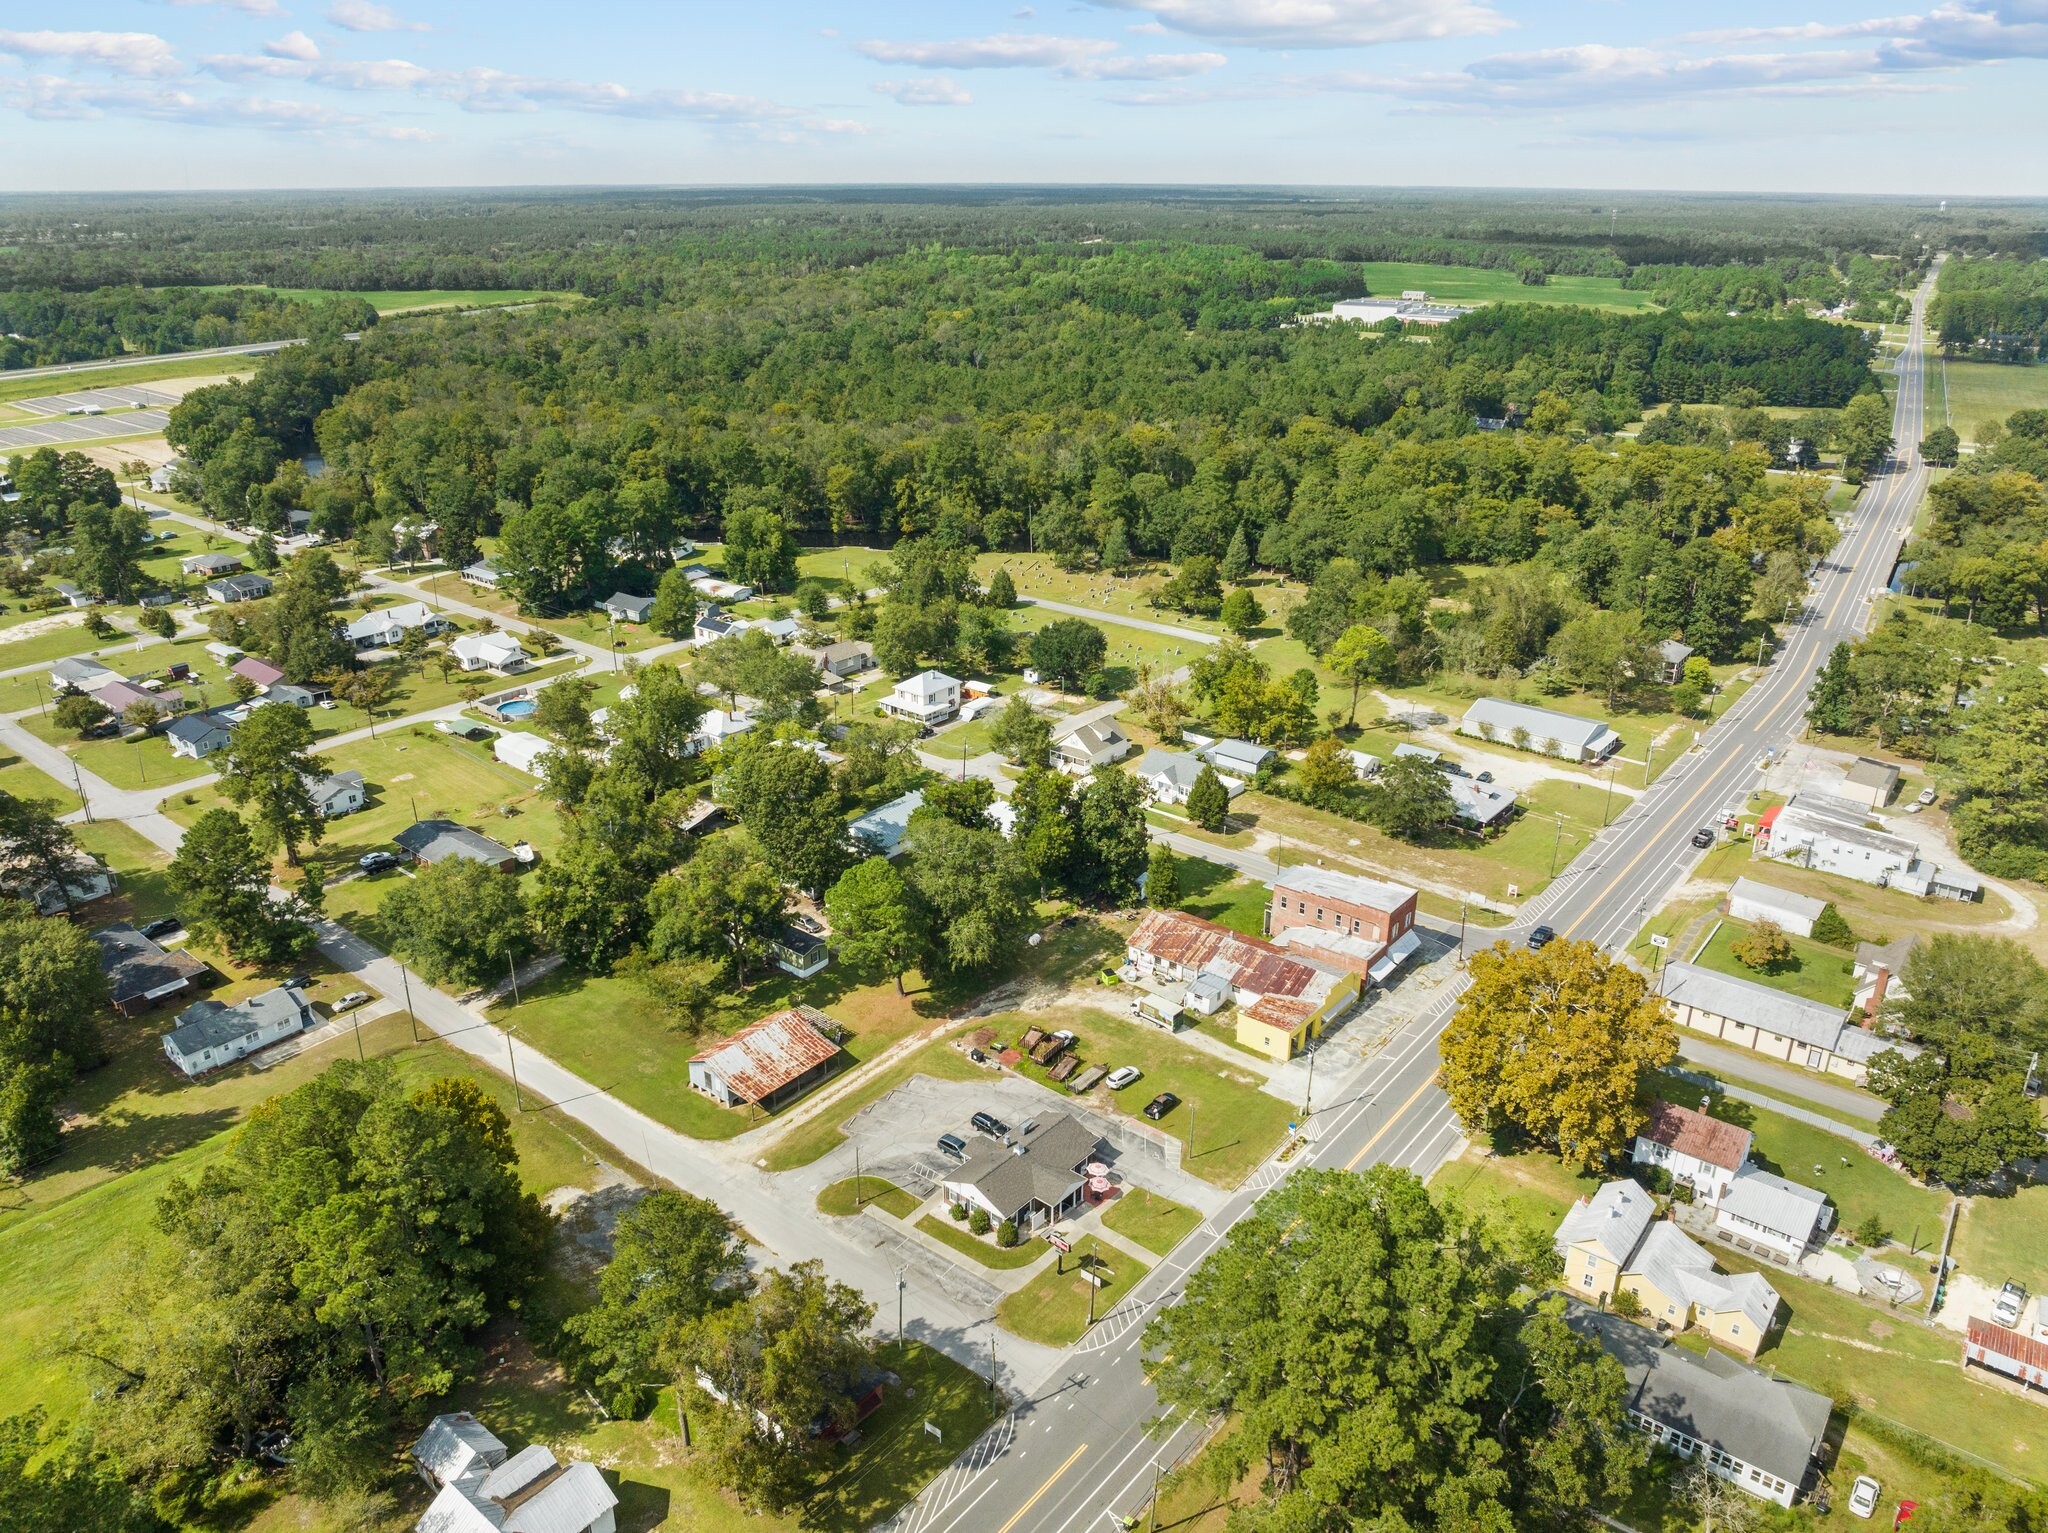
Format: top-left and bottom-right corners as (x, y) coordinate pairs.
(3, 1), (2046, 193)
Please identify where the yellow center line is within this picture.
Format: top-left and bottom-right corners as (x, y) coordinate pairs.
(1345, 1073), (1442, 1171)
(997, 1443), (1089, 1533)
(1560, 762), (1728, 940)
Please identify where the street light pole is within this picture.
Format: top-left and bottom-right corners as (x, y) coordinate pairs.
(895, 1266), (905, 1349)
(71, 759), (92, 823)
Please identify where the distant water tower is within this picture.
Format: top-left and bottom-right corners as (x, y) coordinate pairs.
(1939, 200), (1948, 213)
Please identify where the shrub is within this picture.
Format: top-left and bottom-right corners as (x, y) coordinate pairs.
(948, 1202), (968, 1222)
(1730, 919), (1794, 971)
(995, 1219), (1018, 1248)
(1610, 1287), (1644, 1319)
(609, 1383), (649, 1420)
(1853, 1212), (1889, 1248)
(969, 1206), (991, 1236)
(1634, 1163), (1674, 1196)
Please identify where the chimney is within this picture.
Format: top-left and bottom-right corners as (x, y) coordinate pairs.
(1863, 962), (1891, 1024)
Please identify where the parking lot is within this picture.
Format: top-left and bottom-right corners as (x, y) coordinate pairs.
(0, 408), (172, 451)
(9, 385), (178, 416)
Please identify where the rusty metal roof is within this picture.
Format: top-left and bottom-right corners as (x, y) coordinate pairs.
(1129, 911), (1321, 1000)
(690, 1005), (841, 1102)
(1639, 1100), (1752, 1173)
(1244, 995), (1316, 1029)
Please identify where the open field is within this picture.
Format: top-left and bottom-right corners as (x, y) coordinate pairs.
(1175, 855), (1272, 936)
(996, 1234), (1149, 1345)
(1100, 1186), (1201, 1255)
(1354, 261), (1662, 312)
(1928, 354), (2048, 439)
(1689, 915), (1857, 1007)
(973, 550), (1306, 643)
(0, 1017), (607, 1418)
(999, 1005), (1294, 1188)
(1950, 1180), (2048, 1286)
(0, 613), (119, 672)
(184, 285), (577, 314)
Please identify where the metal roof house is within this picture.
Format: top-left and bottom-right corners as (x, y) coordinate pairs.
(452, 631), (529, 674)
(1659, 639), (1695, 683)
(849, 789), (923, 859)
(881, 669), (961, 726)
(1837, 756), (1901, 809)
(1194, 736), (1275, 778)
(163, 986), (315, 1078)
(92, 922), (211, 1016)
(688, 1005), (844, 1111)
(231, 655), (286, 690)
(1458, 697), (1623, 763)
(1715, 1169), (1835, 1265)
(1659, 960), (1915, 1085)
(50, 655), (117, 693)
(395, 820), (519, 872)
(1725, 877), (1826, 938)
(344, 601), (452, 649)
(1564, 1302), (1832, 1509)
(412, 1412), (618, 1533)
(1632, 1100), (1752, 1207)
(1447, 777), (1519, 831)
(937, 1113), (1105, 1232)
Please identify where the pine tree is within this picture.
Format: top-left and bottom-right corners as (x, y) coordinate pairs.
(1185, 766), (1230, 832)
(1146, 842), (1180, 907)
(985, 566), (1016, 608)
(1219, 523), (1251, 582)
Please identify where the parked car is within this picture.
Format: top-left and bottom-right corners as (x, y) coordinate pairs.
(332, 991), (370, 1012)
(1104, 1066), (1142, 1091)
(1918, 785), (1938, 805)
(936, 1132), (968, 1162)
(970, 1111), (1009, 1138)
(358, 850), (399, 872)
(1527, 925), (1556, 950)
(1848, 1475), (1882, 1518)
(1994, 1280), (2027, 1328)
(1142, 1091), (1180, 1121)
(138, 916), (182, 940)
(1475, 770), (1493, 783)
(1690, 827), (1715, 849)
(283, 973), (312, 991)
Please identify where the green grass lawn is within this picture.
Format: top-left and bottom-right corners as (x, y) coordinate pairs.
(1949, 1179), (2048, 1286)
(409, 572), (671, 654)
(997, 1005), (1294, 1189)
(0, 1019), (605, 1419)
(1428, 1139), (1607, 1245)
(1100, 1187), (1201, 1256)
(1354, 261), (1661, 312)
(818, 1177), (919, 1219)
(996, 1235), (1149, 1345)
(1690, 916), (1857, 1007)
(0, 744), (82, 812)
(68, 819), (177, 922)
(163, 725), (569, 880)
(0, 614), (117, 672)
(1664, 1073), (1951, 1249)
(1174, 856), (1271, 937)
(916, 1213), (1046, 1269)
(1928, 355), (2048, 440)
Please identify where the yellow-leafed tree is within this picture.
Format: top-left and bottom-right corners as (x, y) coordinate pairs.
(1441, 938), (1677, 1168)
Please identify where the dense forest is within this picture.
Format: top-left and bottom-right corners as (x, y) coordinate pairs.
(1932, 256), (2048, 359)
(0, 286), (374, 370)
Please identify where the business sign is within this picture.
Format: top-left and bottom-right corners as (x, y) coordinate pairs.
(1649, 934), (1670, 950)
(1047, 1232), (1072, 1253)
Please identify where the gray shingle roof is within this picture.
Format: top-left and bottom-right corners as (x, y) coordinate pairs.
(1720, 1168), (1830, 1245)
(90, 922), (209, 1004)
(395, 819), (515, 866)
(946, 1114), (1103, 1220)
(1660, 961), (1851, 1054)
(1137, 749), (1204, 793)
(166, 987), (310, 1059)
(1565, 1301), (1831, 1487)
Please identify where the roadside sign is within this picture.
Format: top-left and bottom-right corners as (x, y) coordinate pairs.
(924, 1420), (942, 1442)
(1649, 935), (1670, 950)
(1047, 1232), (1071, 1253)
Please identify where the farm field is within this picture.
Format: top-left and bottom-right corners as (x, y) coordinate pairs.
(1927, 353), (2048, 440)
(1355, 261), (1662, 312)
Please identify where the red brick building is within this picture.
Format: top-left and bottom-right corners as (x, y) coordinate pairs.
(1266, 867), (1420, 976)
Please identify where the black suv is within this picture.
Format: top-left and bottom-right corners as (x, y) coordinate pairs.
(970, 1111), (1009, 1138)
(1527, 925), (1556, 950)
(1690, 827), (1715, 849)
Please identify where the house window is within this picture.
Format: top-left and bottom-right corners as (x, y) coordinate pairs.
(1582, 1273), (1594, 1288)
(1730, 1324), (1741, 1336)
(1315, 907), (1324, 920)
(1279, 896), (1289, 910)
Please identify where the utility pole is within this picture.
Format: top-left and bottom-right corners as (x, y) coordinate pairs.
(896, 1266), (906, 1349)
(987, 1331), (998, 1396)
(1549, 816), (1563, 878)
(71, 759), (91, 823)
(351, 1000), (364, 1061)
(399, 963), (420, 1043)
(506, 949), (521, 1007)
(1147, 1456), (1164, 1533)
(1301, 1044), (1316, 1118)
(504, 1024), (525, 1112)
(854, 1143), (862, 1210)
(1602, 761), (1616, 826)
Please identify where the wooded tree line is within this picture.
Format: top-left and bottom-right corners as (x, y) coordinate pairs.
(0, 286), (374, 370)
(1932, 256), (2048, 359)
(1622, 250), (1916, 321)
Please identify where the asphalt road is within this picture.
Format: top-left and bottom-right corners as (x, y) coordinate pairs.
(898, 265), (1939, 1533)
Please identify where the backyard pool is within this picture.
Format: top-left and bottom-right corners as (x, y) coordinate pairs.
(497, 699), (537, 718)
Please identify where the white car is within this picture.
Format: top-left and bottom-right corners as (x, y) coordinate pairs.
(1848, 1474), (1881, 1519)
(1918, 786), (1938, 805)
(1104, 1066), (1142, 1091)
(1994, 1281), (2027, 1328)
(332, 991), (371, 1012)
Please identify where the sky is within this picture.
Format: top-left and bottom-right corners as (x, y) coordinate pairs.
(2, 1), (2046, 194)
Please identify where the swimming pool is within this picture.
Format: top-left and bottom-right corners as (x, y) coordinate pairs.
(497, 699), (537, 718)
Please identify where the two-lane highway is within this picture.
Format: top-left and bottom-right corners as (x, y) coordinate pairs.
(895, 263), (1940, 1533)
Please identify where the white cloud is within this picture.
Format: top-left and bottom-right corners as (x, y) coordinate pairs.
(1082, 0), (1508, 48)
(325, 0), (427, 33)
(169, 0), (288, 15)
(201, 51), (312, 79)
(265, 30), (321, 61)
(0, 74), (360, 129)
(874, 77), (974, 105)
(858, 32), (1225, 79)
(0, 29), (182, 79)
